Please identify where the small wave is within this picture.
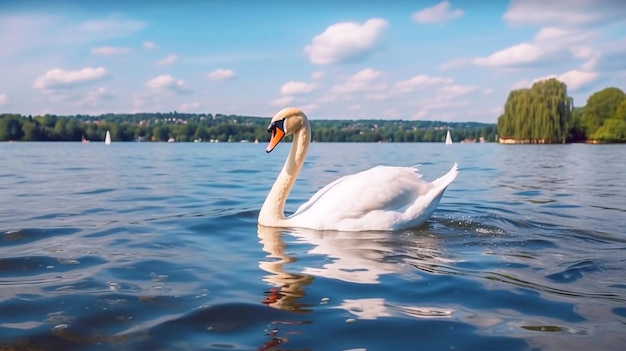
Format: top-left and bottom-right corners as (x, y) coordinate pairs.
(74, 188), (115, 195)
(2, 227), (81, 247)
(0, 255), (106, 277)
(545, 259), (603, 284)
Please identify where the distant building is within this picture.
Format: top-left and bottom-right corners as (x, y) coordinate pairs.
(498, 136), (518, 144)
(498, 136), (562, 144)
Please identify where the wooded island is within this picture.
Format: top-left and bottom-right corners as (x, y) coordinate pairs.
(497, 79), (626, 143)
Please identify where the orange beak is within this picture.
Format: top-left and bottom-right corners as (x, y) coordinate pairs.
(266, 127), (285, 153)
(266, 118), (286, 153)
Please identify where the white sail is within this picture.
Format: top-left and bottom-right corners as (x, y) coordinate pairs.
(445, 130), (453, 145)
(105, 130), (111, 145)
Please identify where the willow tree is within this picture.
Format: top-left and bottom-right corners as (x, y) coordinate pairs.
(497, 78), (573, 143)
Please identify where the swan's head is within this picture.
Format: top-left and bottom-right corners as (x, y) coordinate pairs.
(266, 107), (308, 153)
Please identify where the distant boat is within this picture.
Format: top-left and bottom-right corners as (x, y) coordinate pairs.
(81, 135), (90, 143)
(105, 130), (111, 145)
(168, 137), (175, 143)
(445, 130), (453, 145)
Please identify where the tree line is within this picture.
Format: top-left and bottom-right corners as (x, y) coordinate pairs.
(0, 112), (496, 143)
(497, 78), (626, 143)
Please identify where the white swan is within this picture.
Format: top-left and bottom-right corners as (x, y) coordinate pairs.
(258, 108), (459, 231)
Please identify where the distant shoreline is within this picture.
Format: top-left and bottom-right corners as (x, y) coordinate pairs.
(0, 113), (496, 143)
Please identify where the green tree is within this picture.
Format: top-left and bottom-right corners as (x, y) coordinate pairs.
(53, 119), (67, 140)
(1, 112), (498, 143)
(613, 99), (626, 121)
(591, 119), (626, 142)
(64, 119), (83, 141)
(0, 115), (24, 141)
(580, 87), (625, 137)
(22, 119), (40, 141)
(569, 107), (586, 142)
(152, 124), (169, 141)
(497, 79), (572, 143)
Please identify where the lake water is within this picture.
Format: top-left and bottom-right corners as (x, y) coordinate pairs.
(1, 142), (625, 351)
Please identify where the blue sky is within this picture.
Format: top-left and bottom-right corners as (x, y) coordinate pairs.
(1, 0), (625, 122)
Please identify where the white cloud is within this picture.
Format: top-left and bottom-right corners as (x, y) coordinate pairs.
(533, 27), (593, 44)
(208, 68), (236, 81)
(492, 106), (504, 116)
(412, 1), (464, 24)
(332, 68), (387, 94)
(438, 58), (469, 70)
(393, 74), (453, 93)
(512, 69), (598, 92)
(511, 78), (531, 90)
(299, 103), (319, 114)
(557, 70), (598, 91)
(77, 87), (113, 106)
(383, 108), (400, 119)
(572, 47), (596, 60)
(90, 46), (130, 56)
(156, 54), (178, 66)
(473, 42), (547, 67)
(280, 81), (315, 95)
(317, 93), (352, 104)
(534, 28), (597, 60)
(311, 71), (326, 80)
(536, 70), (598, 92)
(412, 110), (428, 120)
(79, 17), (145, 34)
(482, 88), (493, 95)
(0, 94), (7, 106)
(503, 0), (626, 28)
(143, 41), (157, 49)
(0, 15), (146, 60)
(145, 74), (189, 93)
(271, 95), (295, 107)
(438, 84), (479, 97)
(178, 102), (202, 112)
(580, 56), (599, 71)
(464, 106), (504, 119)
(592, 38), (626, 72)
(33, 67), (109, 90)
(131, 93), (166, 113)
(473, 25), (598, 68)
(408, 108), (455, 121)
(398, 83), (476, 121)
(410, 95), (469, 111)
(305, 18), (388, 65)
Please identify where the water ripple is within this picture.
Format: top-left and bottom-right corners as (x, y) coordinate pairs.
(1, 143), (625, 350)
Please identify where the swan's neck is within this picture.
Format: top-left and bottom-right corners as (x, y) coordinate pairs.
(259, 120), (310, 226)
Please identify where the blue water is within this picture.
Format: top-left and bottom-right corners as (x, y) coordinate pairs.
(1, 142), (625, 350)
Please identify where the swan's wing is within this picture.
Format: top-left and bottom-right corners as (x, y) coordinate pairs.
(289, 166), (430, 224)
(288, 164), (458, 231)
(291, 173), (355, 216)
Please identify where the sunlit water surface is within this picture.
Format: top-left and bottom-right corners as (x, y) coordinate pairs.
(1, 142), (625, 350)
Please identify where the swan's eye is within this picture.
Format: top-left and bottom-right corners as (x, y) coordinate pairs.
(267, 118), (285, 135)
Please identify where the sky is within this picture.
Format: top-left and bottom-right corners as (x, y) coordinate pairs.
(0, 0), (625, 122)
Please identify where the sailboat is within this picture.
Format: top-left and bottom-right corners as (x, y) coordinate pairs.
(445, 130), (453, 145)
(105, 130), (111, 145)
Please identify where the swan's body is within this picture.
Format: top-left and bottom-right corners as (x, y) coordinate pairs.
(259, 108), (458, 231)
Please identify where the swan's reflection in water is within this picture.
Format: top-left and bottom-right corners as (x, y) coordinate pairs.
(257, 225), (314, 313)
(257, 225), (626, 351)
(257, 224), (452, 319)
